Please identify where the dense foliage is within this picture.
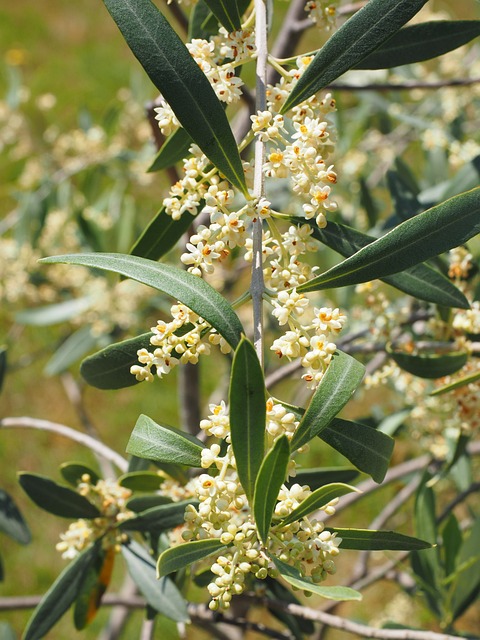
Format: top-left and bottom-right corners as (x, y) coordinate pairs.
(1, 1), (479, 639)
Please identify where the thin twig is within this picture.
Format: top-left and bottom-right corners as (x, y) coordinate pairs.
(436, 481), (480, 525)
(140, 617), (156, 640)
(329, 77), (480, 92)
(259, 598), (461, 640)
(0, 417), (128, 472)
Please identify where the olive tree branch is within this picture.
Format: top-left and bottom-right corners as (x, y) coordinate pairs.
(251, 0), (268, 362)
(0, 417), (128, 472)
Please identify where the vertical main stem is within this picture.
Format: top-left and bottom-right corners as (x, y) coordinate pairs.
(251, 0), (268, 365)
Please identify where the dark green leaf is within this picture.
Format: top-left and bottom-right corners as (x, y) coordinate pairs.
(387, 344), (468, 379)
(44, 326), (98, 376)
(157, 538), (225, 577)
(359, 177), (379, 227)
(189, 0), (218, 40)
(292, 467), (359, 490)
(290, 350), (365, 451)
(411, 475), (441, 611)
(122, 540), (189, 621)
(298, 217), (470, 309)
(320, 418), (394, 484)
(130, 206), (194, 263)
(103, 0), (247, 193)
(229, 337), (266, 501)
(0, 347), (6, 395)
(0, 489), (31, 545)
(74, 547), (114, 630)
(15, 296), (94, 326)
(355, 21), (480, 69)
(119, 499), (197, 533)
(202, 0), (242, 31)
(23, 543), (99, 640)
(278, 483), (359, 527)
(253, 436), (290, 543)
(271, 557), (361, 601)
(281, 0), (428, 112)
(118, 471), (165, 491)
(451, 518), (480, 620)
(329, 528), (431, 551)
(59, 463), (100, 487)
(442, 513), (462, 577)
(296, 188), (480, 293)
(18, 473), (101, 519)
(127, 495), (173, 512)
(431, 369), (480, 396)
(147, 128), (192, 173)
(127, 414), (205, 467)
(41, 254), (244, 349)
(81, 332), (153, 389)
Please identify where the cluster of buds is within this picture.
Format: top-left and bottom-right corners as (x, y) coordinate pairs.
(56, 476), (133, 560)
(271, 304), (347, 388)
(177, 400), (342, 610)
(131, 303), (231, 382)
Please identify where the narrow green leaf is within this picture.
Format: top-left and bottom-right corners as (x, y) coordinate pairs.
(202, 0), (242, 31)
(0, 489), (31, 545)
(117, 471), (165, 491)
(292, 467), (359, 490)
(431, 369), (480, 396)
(253, 436), (290, 544)
(122, 541), (189, 621)
(127, 495), (173, 512)
(328, 528), (431, 551)
(272, 557), (361, 601)
(74, 546), (114, 630)
(229, 337), (266, 501)
(44, 326), (98, 376)
(80, 332), (153, 390)
(0, 347), (6, 395)
(157, 538), (225, 577)
(387, 344), (468, 379)
(23, 543), (99, 640)
(15, 296), (94, 326)
(281, 0), (428, 112)
(59, 463), (100, 487)
(103, 0), (247, 194)
(355, 21), (480, 70)
(278, 483), (360, 527)
(320, 418), (394, 484)
(295, 217), (470, 309)
(441, 514), (462, 577)
(451, 518), (480, 620)
(189, 0), (218, 40)
(411, 474), (441, 608)
(147, 128), (192, 173)
(290, 350), (365, 451)
(18, 473), (101, 519)
(130, 206), (194, 262)
(127, 414), (205, 467)
(119, 499), (197, 533)
(41, 253), (244, 349)
(296, 188), (480, 293)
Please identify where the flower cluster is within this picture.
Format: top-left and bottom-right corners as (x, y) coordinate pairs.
(56, 476), (133, 560)
(271, 304), (347, 388)
(305, 1), (338, 29)
(176, 400), (341, 610)
(131, 303), (231, 382)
